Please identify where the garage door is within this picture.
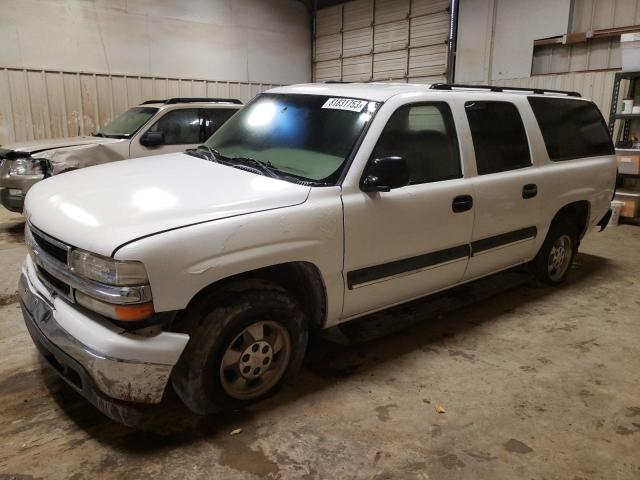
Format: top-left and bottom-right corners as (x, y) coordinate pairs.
(313, 0), (451, 84)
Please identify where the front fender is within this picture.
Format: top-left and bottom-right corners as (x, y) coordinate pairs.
(115, 187), (346, 326)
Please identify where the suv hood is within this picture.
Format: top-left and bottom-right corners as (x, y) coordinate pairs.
(25, 153), (311, 256)
(4, 136), (124, 155)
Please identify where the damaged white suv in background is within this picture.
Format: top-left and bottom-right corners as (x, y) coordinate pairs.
(18, 83), (616, 425)
(0, 98), (241, 212)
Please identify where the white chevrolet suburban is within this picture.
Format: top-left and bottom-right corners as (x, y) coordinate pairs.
(18, 83), (616, 424)
(0, 97), (241, 212)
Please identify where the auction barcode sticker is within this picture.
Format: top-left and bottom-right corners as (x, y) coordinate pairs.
(321, 98), (368, 112)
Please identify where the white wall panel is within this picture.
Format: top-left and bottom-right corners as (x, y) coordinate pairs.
(313, 0), (451, 82)
(313, 60), (342, 82)
(375, 0), (410, 24)
(571, 0), (640, 32)
(410, 11), (450, 47)
(343, 28), (374, 57)
(0, 0), (310, 86)
(532, 37), (621, 75)
(412, 0), (450, 16)
(374, 20), (409, 53)
(409, 44), (448, 77)
(0, 68), (278, 145)
(343, 55), (374, 81)
(373, 50), (408, 80)
(315, 34), (343, 62)
(344, 0), (374, 31)
(316, 5), (343, 36)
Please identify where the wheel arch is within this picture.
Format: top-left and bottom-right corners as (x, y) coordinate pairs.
(180, 261), (328, 330)
(551, 200), (591, 241)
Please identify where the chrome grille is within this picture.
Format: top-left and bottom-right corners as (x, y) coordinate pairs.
(30, 227), (70, 264)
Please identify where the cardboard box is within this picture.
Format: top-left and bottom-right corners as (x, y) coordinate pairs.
(616, 150), (640, 175)
(615, 191), (640, 218)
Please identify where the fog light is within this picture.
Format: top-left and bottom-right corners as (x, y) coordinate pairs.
(8, 189), (22, 197)
(75, 290), (154, 321)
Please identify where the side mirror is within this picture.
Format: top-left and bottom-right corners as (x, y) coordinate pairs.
(361, 156), (410, 192)
(140, 131), (164, 147)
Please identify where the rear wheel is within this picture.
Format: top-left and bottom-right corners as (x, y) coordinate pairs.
(171, 280), (308, 414)
(530, 220), (578, 285)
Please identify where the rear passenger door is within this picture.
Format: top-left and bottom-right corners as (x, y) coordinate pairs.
(463, 100), (543, 281)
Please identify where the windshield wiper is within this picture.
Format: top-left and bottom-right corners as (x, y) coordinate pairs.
(227, 156), (281, 179)
(92, 132), (104, 137)
(185, 145), (224, 163)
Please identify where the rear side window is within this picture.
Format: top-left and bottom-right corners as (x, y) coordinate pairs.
(465, 101), (531, 175)
(372, 103), (461, 184)
(528, 97), (614, 161)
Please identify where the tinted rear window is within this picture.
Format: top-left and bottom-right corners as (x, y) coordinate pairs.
(465, 101), (532, 175)
(528, 97), (614, 161)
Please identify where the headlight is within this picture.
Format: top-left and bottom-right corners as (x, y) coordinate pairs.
(9, 158), (44, 176)
(69, 250), (149, 286)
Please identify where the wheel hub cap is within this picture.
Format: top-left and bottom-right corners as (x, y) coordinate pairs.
(547, 234), (572, 281)
(239, 341), (273, 379)
(219, 320), (292, 400)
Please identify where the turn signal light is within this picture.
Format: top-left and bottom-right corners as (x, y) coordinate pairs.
(75, 290), (154, 321)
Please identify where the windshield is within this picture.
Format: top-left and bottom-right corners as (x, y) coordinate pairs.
(204, 93), (380, 183)
(97, 107), (158, 138)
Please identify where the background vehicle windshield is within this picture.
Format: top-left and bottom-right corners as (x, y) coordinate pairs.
(205, 93), (379, 182)
(97, 107), (158, 138)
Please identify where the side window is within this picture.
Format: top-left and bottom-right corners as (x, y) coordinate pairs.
(147, 108), (201, 145)
(202, 108), (237, 140)
(465, 101), (531, 175)
(372, 103), (461, 184)
(528, 97), (614, 161)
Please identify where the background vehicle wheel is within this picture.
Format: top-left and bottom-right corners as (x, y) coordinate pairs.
(171, 280), (308, 414)
(530, 219), (579, 285)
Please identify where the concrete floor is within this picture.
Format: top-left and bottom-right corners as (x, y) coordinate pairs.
(0, 207), (639, 480)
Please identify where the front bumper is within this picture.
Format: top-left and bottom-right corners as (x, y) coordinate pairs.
(19, 256), (188, 416)
(0, 187), (25, 212)
(0, 173), (42, 213)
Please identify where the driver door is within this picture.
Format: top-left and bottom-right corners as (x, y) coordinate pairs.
(130, 108), (202, 157)
(341, 102), (474, 319)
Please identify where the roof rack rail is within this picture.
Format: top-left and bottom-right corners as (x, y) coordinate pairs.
(141, 97), (243, 105)
(324, 80), (352, 84)
(429, 83), (581, 97)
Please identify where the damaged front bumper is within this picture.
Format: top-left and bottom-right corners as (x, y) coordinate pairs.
(19, 257), (189, 422)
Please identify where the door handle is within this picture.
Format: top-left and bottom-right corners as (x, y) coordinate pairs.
(452, 195), (473, 213)
(522, 184), (538, 199)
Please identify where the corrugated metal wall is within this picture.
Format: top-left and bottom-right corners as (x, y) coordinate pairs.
(313, 0), (451, 84)
(488, 70), (623, 118)
(0, 67), (279, 146)
(570, 0), (640, 32)
(532, 37), (622, 75)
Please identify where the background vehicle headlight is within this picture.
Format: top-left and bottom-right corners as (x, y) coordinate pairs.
(69, 250), (149, 286)
(9, 158), (44, 176)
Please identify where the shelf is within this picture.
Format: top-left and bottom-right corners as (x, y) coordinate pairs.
(617, 71), (640, 81)
(614, 113), (640, 119)
(620, 216), (640, 226)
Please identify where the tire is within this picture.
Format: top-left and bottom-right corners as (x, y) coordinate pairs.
(171, 279), (308, 414)
(530, 218), (579, 285)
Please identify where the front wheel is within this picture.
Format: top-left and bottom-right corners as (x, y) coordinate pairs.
(530, 220), (578, 285)
(171, 280), (308, 414)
